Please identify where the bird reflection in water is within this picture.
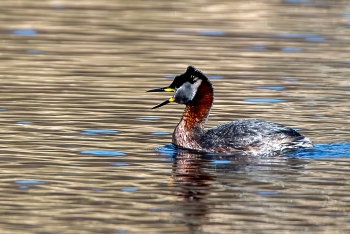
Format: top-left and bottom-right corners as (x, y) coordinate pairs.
(168, 148), (310, 233)
(170, 150), (212, 233)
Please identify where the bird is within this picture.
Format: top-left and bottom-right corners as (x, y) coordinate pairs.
(147, 66), (313, 156)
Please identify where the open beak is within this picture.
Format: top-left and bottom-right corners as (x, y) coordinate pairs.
(147, 87), (175, 93)
(147, 87), (175, 109)
(151, 97), (175, 109)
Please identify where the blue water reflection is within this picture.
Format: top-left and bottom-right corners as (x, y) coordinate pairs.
(121, 188), (137, 192)
(116, 228), (128, 233)
(315, 114), (324, 117)
(81, 129), (118, 136)
(281, 47), (302, 52)
(288, 143), (350, 158)
(245, 45), (266, 51)
(12, 29), (37, 35)
(152, 131), (170, 135)
(283, 77), (299, 82)
(15, 180), (46, 185)
(155, 143), (177, 156)
(210, 160), (231, 165)
(275, 32), (325, 43)
(197, 30), (225, 36)
(17, 121), (32, 125)
(244, 98), (285, 103)
(255, 86), (285, 91)
(137, 117), (160, 121)
(111, 162), (130, 166)
(27, 50), (42, 54)
(208, 75), (224, 79)
(258, 191), (279, 195)
(306, 37), (325, 42)
(80, 150), (125, 156)
(156, 143), (350, 159)
(276, 33), (317, 38)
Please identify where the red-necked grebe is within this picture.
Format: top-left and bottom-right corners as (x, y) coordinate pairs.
(147, 66), (313, 156)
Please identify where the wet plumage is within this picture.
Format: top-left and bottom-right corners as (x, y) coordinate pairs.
(148, 66), (313, 156)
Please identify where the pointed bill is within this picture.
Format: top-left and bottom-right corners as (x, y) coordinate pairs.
(147, 87), (175, 92)
(152, 97), (175, 109)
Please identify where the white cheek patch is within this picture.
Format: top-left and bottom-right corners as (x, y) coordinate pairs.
(190, 79), (202, 100)
(174, 80), (202, 104)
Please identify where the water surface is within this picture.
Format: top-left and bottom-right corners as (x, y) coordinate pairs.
(1, 0), (350, 233)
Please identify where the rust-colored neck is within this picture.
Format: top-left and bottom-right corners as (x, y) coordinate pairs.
(172, 79), (214, 149)
(182, 81), (213, 127)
